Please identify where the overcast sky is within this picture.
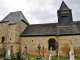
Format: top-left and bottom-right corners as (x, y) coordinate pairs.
(0, 0), (80, 24)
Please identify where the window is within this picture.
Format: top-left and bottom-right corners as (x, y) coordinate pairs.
(1, 36), (5, 43)
(48, 38), (56, 50)
(61, 12), (69, 17)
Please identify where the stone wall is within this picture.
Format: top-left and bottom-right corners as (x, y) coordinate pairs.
(21, 36), (57, 56)
(9, 21), (27, 53)
(1, 21), (80, 57)
(0, 22), (8, 50)
(58, 35), (80, 57)
(15, 21), (27, 43)
(0, 21), (27, 54)
(21, 35), (80, 57)
(8, 24), (16, 43)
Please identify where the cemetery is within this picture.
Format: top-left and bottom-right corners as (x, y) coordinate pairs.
(0, 1), (80, 60)
(0, 43), (80, 60)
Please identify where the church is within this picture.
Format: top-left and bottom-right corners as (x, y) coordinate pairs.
(0, 1), (80, 57)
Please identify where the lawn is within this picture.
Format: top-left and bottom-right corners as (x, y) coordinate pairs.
(27, 54), (80, 60)
(28, 54), (37, 58)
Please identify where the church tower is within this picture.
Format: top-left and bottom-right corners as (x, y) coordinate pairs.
(57, 1), (73, 26)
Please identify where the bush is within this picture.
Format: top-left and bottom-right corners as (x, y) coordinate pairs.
(13, 54), (17, 58)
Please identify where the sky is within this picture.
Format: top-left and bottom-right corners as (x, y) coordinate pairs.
(0, 0), (80, 24)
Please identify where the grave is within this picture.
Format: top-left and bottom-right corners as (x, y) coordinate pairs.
(21, 46), (27, 60)
(36, 44), (42, 60)
(48, 47), (52, 60)
(6, 46), (12, 59)
(69, 42), (75, 60)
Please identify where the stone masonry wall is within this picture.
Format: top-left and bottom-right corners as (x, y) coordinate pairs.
(0, 22), (8, 50)
(8, 24), (16, 43)
(21, 35), (80, 57)
(9, 21), (27, 54)
(21, 36), (57, 56)
(0, 21), (27, 54)
(58, 35), (80, 57)
(15, 21), (27, 43)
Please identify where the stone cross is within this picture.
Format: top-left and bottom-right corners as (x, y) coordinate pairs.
(38, 44), (41, 57)
(36, 44), (42, 60)
(69, 42), (75, 60)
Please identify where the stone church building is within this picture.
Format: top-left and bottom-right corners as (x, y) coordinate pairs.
(0, 1), (80, 57)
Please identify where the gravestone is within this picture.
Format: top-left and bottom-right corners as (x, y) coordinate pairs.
(36, 44), (42, 60)
(0, 43), (5, 58)
(69, 43), (75, 60)
(21, 51), (27, 60)
(6, 46), (12, 59)
(21, 46), (27, 60)
(48, 47), (52, 60)
(1, 47), (5, 57)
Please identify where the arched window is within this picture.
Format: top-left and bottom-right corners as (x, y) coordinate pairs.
(1, 36), (5, 43)
(48, 38), (56, 50)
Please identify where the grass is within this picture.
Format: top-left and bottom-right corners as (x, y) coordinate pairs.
(52, 57), (80, 60)
(27, 54), (80, 60)
(27, 54), (37, 58)
(1, 54), (80, 60)
(75, 58), (80, 60)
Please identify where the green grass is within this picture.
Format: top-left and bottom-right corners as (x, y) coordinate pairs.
(27, 54), (80, 60)
(12, 54), (80, 60)
(75, 57), (80, 60)
(28, 54), (37, 58)
(52, 57), (80, 60)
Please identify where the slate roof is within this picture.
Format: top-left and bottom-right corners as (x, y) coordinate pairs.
(20, 21), (80, 36)
(59, 1), (70, 10)
(0, 11), (29, 25)
(57, 23), (80, 35)
(21, 23), (57, 36)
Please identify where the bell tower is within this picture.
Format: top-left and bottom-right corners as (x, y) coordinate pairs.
(57, 1), (73, 26)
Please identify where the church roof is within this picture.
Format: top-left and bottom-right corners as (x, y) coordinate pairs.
(59, 1), (70, 10)
(20, 21), (80, 36)
(1, 11), (29, 25)
(20, 23), (57, 36)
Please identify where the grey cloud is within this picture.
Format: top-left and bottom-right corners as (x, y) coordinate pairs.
(30, 10), (56, 23)
(0, 0), (10, 20)
(0, 0), (80, 24)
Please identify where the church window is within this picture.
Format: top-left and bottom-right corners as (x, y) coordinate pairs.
(48, 38), (56, 50)
(1, 36), (5, 43)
